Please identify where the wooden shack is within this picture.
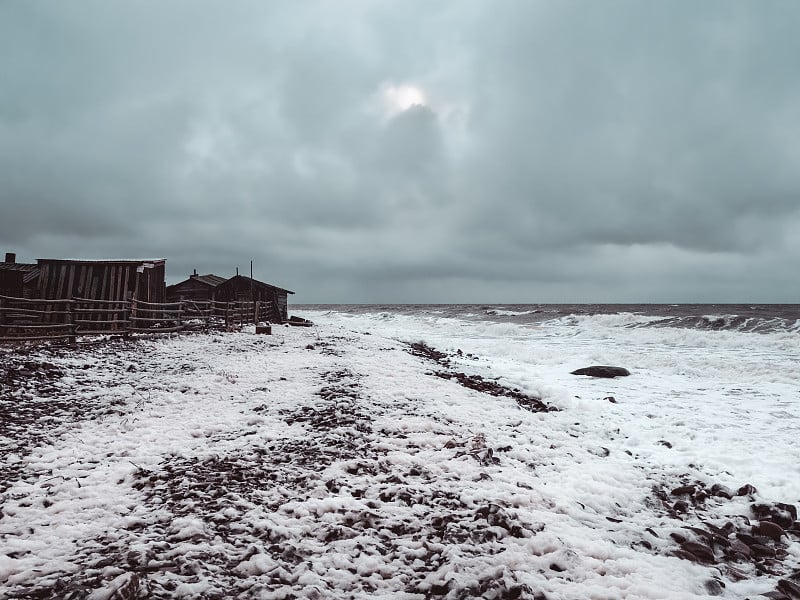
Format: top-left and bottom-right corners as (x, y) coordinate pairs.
(166, 271), (226, 303)
(214, 275), (294, 322)
(36, 258), (166, 303)
(0, 253), (39, 298)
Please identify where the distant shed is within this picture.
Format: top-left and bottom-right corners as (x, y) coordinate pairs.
(166, 271), (226, 303)
(37, 258), (166, 303)
(214, 275), (294, 322)
(0, 253), (39, 298)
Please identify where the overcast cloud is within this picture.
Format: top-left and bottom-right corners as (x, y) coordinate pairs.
(1, 1), (799, 302)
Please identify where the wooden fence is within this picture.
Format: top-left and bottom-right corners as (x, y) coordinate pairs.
(0, 295), (277, 344)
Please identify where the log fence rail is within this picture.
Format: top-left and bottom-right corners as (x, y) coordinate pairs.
(0, 295), (277, 344)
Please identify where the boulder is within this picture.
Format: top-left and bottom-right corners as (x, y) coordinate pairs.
(570, 366), (630, 378)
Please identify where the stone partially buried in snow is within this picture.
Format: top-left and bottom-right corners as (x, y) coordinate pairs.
(571, 366), (631, 378)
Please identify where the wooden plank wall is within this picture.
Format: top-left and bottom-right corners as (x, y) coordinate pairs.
(38, 262), (165, 303)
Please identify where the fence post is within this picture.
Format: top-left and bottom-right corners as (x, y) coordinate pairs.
(65, 300), (77, 346)
(254, 301), (260, 325)
(0, 297), (5, 339)
(127, 299), (136, 337)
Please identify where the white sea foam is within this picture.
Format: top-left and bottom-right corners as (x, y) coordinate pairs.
(301, 307), (800, 501)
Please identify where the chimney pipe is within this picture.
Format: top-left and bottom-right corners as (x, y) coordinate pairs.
(4, 252), (15, 263)
(192, 268), (197, 277)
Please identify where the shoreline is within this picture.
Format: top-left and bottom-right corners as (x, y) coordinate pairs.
(1, 324), (798, 598)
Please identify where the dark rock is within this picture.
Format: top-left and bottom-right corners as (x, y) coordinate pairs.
(736, 532), (760, 546)
(704, 578), (725, 596)
(705, 522), (730, 537)
(710, 484), (733, 499)
(681, 541), (715, 563)
(751, 544), (777, 558)
(685, 526), (713, 544)
(288, 316), (313, 327)
(428, 582), (450, 595)
(673, 500), (689, 513)
(785, 570), (800, 584)
(737, 483), (758, 496)
(657, 440), (673, 449)
(753, 521), (787, 542)
(753, 503), (796, 529)
(670, 532), (688, 544)
(778, 579), (800, 599)
(671, 549), (699, 562)
(570, 366), (630, 378)
(728, 539), (751, 558)
(776, 502), (798, 522)
(604, 396), (617, 403)
(671, 485), (696, 496)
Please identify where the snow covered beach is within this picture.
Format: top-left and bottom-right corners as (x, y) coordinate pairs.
(1, 306), (800, 599)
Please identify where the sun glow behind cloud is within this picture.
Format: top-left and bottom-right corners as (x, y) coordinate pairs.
(377, 82), (427, 117)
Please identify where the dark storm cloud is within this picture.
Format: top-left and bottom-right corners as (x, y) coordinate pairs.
(1, 0), (799, 301)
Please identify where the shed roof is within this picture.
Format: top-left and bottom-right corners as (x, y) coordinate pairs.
(191, 274), (227, 287)
(217, 274), (294, 295)
(0, 262), (38, 272)
(37, 258), (166, 265)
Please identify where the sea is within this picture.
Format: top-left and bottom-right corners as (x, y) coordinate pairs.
(296, 303), (800, 333)
(295, 303), (800, 502)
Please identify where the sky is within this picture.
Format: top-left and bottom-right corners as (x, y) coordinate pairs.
(1, 1), (799, 303)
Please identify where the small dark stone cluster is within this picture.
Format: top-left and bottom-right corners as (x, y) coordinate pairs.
(409, 341), (451, 366)
(280, 369), (370, 433)
(409, 342), (555, 413)
(649, 481), (800, 597)
(0, 346), (128, 494)
(433, 371), (553, 413)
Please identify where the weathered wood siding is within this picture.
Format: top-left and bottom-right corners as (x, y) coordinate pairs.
(214, 275), (292, 322)
(37, 260), (166, 303)
(166, 279), (215, 302)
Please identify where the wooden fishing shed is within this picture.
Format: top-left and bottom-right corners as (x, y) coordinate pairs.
(166, 271), (227, 303)
(36, 258), (167, 303)
(214, 275), (294, 322)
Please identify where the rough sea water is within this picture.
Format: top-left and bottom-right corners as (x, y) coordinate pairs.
(299, 303), (800, 333)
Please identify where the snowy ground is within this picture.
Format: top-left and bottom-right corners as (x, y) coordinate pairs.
(1, 320), (799, 599)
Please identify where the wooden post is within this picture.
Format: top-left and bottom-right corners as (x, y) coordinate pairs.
(127, 299), (136, 337)
(0, 297), (5, 339)
(65, 300), (77, 347)
(254, 301), (260, 325)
